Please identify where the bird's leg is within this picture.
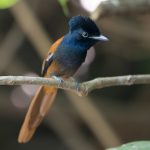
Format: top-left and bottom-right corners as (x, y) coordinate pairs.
(68, 77), (81, 92)
(68, 77), (88, 96)
(75, 82), (81, 92)
(52, 76), (64, 88)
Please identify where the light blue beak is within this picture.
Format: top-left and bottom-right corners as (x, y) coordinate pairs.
(89, 34), (109, 41)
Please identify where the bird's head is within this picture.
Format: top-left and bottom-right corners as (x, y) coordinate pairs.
(68, 16), (108, 49)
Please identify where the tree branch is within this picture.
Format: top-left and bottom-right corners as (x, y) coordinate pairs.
(91, 0), (150, 20)
(0, 75), (150, 96)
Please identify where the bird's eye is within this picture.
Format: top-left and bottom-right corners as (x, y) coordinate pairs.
(82, 32), (88, 38)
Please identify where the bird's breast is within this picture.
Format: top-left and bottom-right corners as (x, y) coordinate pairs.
(55, 46), (87, 76)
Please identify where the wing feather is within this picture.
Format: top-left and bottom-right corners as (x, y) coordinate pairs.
(41, 36), (64, 76)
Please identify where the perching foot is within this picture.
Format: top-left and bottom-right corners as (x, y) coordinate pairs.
(52, 76), (64, 87)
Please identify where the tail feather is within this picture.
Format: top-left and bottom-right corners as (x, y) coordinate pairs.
(18, 86), (57, 143)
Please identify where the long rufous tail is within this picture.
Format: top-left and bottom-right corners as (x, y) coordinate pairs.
(18, 86), (57, 143)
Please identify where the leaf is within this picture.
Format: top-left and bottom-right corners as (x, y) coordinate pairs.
(107, 141), (150, 150)
(57, 0), (69, 16)
(0, 0), (19, 9)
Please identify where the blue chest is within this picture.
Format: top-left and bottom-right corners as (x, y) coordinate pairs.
(54, 38), (87, 75)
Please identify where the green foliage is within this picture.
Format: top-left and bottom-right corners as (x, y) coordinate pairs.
(107, 141), (150, 150)
(57, 0), (69, 16)
(0, 0), (19, 9)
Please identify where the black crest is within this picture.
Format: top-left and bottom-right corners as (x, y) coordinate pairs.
(69, 15), (100, 35)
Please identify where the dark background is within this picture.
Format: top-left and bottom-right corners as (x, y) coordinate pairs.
(0, 0), (150, 150)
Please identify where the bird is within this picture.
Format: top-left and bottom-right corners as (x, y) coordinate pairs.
(18, 15), (108, 143)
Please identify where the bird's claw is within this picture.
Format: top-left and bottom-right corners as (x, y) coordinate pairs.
(68, 77), (80, 92)
(52, 76), (64, 88)
(74, 80), (88, 96)
(75, 81), (80, 92)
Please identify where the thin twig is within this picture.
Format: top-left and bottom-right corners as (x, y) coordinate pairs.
(0, 75), (149, 96)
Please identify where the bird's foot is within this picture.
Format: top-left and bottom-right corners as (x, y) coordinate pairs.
(68, 78), (82, 95)
(52, 76), (64, 88)
(69, 78), (87, 96)
(74, 81), (80, 92)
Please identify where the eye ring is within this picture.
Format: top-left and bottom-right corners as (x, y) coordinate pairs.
(82, 32), (88, 38)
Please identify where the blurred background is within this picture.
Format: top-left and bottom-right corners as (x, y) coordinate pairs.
(0, 0), (150, 149)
